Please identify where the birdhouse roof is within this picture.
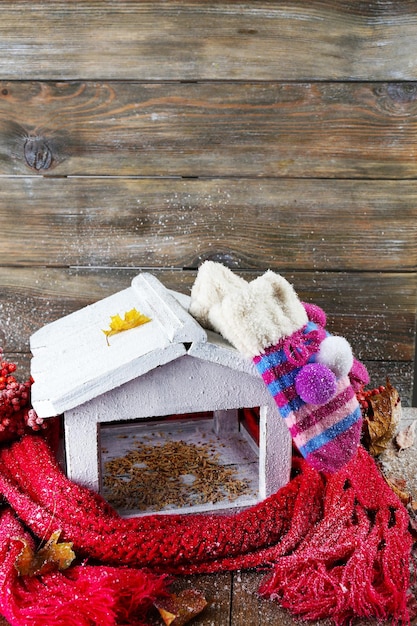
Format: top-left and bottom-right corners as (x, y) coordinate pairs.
(30, 273), (256, 418)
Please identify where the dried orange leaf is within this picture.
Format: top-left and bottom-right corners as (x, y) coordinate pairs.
(384, 476), (412, 506)
(396, 421), (416, 452)
(15, 530), (75, 576)
(154, 589), (208, 626)
(14, 539), (35, 576)
(157, 608), (177, 626)
(102, 308), (151, 345)
(363, 379), (401, 456)
(41, 530), (75, 572)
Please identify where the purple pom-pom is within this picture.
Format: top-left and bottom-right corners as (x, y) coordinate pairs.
(295, 363), (337, 405)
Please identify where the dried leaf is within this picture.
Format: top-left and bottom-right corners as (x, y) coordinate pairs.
(15, 530), (75, 576)
(396, 421), (416, 452)
(363, 379), (401, 456)
(384, 476), (412, 506)
(14, 539), (34, 576)
(154, 589), (208, 626)
(102, 308), (151, 345)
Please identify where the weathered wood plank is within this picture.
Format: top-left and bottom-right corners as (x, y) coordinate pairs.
(364, 362), (414, 407)
(0, 268), (414, 364)
(297, 272), (417, 363)
(1, 177), (416, 271)
(1, 2), (417, 81)
(231, 571), (298, 625)
(2, 82), (417, 177)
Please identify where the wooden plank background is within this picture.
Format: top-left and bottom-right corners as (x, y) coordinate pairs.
(0, 2), (415, 405)
(0, 3), (416, 623)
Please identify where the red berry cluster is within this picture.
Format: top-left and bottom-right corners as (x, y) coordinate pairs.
(0, 347), (44, 441)
(356, 385), (386, 415)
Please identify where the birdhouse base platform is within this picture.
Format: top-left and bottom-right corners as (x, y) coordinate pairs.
(99, 410), (260, 516)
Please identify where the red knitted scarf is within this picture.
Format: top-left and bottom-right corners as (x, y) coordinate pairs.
(0, 435), (412, 625)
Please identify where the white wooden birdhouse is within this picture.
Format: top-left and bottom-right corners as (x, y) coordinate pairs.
(30, 273), (291, 516)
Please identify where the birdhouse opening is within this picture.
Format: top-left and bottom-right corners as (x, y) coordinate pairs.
(99, 407), (261, 516)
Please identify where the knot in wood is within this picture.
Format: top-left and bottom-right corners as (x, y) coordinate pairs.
(24, 137), (53, 171)
(386, 83), (417, 103)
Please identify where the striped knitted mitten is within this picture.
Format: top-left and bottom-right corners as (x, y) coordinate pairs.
(190, 262), (369, 473)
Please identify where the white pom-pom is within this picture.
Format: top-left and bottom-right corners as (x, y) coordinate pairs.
(316, 336), (353, 379)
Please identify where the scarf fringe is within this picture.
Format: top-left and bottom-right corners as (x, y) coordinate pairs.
(0, 435), (412, 625)
(0, 509), (166, 626)
(259, 455), (413, 624)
